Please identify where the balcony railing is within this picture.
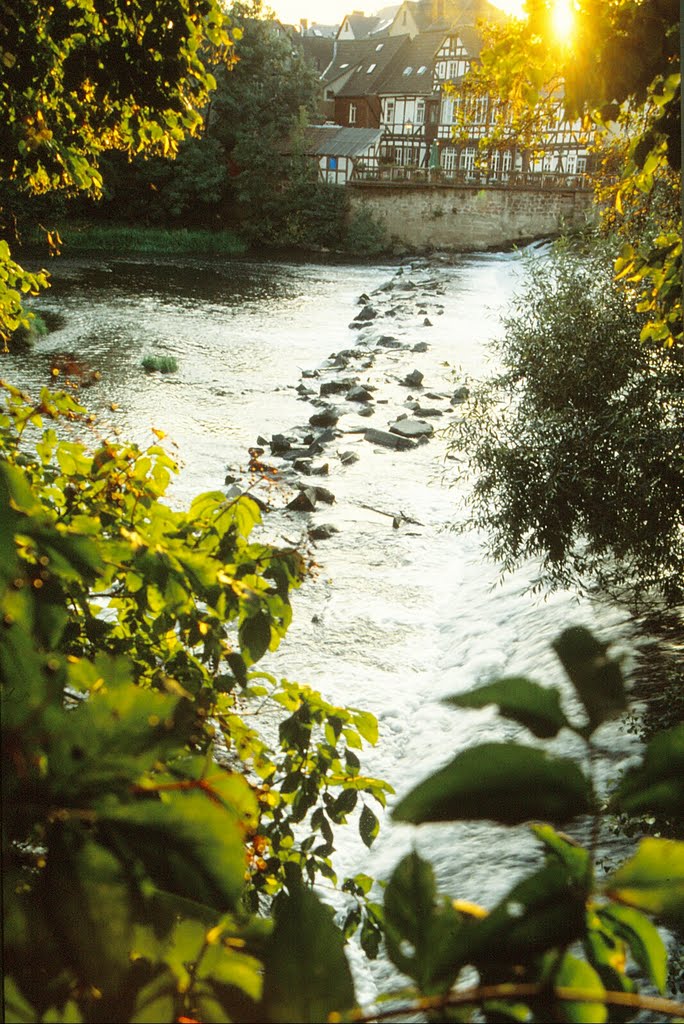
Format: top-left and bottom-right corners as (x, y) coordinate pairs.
(350, 161), (593, 190)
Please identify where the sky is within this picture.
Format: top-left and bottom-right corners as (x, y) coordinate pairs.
(268, 0), (525, 30)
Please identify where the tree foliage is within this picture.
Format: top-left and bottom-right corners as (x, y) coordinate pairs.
(456, 0), (681, 349)
(450, 237), (684, 606)
(0, 0), (237, 341)
(1, 383), (389, 1021)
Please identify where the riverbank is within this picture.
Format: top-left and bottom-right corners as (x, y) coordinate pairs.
(17, 216), (562, 265)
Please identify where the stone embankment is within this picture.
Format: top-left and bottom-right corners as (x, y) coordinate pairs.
(224, 256), (469, 541)
(349, 183), (595, 252)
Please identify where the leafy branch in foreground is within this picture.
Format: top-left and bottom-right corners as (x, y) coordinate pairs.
(341, 626), (684, 1023)
(1, 383), (388, 1023)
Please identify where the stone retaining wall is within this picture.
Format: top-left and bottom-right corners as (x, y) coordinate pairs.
(347, 182), (596, 251)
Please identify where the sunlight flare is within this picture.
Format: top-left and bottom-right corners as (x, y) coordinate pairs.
(550, 0), (576, 43)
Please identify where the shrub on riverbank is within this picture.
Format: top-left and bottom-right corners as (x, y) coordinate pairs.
(450, 235), (684, 609)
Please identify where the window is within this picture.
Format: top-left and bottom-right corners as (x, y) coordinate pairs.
(349, 102), (357, 124)
(327, 156), (338, 170)
(403, 66), (413, 76)
(460, 146), (475, 171)
(340, 62), (349, 69)
(441, 147), (456, 172)
(386, 99), (395, 124)
(416, 99), (425, 124)
(375, 42), (384, 51)
(325, 88), (334, 99)
(417, 65), (427, 75)
(367, 63), (376, 73)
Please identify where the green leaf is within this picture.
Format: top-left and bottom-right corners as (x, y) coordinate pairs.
(384, 851), (465, 994)
(469, 863), (588, 965)
(531, 824), (591, 883)
(240, 610), (272, 665)
(392, 743), (594, 825)
(359, 804), (379, 848)
(598, 904), (667, 993)
(605, 838), (684, 926)
(444, 676), (570, 738)
(552, 628), (627, 735)
(554, 953), (606, 1023)
(98, 780), (256, 911)
(42, 828), (135, 993)
(609, 725), (684, 817)
(130, 970), (177, 1023)
(2, 976), (37, 1024)
(47, 684), (184, 802)
(353, 709), (379, 744)
(196, 940), (263, 1000)
(261, 886), (355, 1023)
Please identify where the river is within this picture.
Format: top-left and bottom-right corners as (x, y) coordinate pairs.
(6, 249), (647, 1006)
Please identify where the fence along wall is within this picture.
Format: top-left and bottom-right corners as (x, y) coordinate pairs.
(347, 182), (596, 251)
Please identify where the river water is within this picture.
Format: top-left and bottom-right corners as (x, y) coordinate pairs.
(6, 250), (647, 1005)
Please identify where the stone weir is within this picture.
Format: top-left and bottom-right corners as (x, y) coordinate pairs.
(223, 255), (469, 545)
(348, 181), (596, 252)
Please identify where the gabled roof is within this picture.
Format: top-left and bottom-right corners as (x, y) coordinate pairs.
(392, 1), (434, 34)
(376, 29), (446, 93)
(331, 35), (412, 96)
(297, 124), (383, 157)
(338, 13), (383, 38)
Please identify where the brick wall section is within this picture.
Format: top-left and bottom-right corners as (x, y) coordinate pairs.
(347, 182), (596, 250)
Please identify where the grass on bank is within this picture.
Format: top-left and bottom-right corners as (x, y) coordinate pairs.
(53, 223), (248, 257)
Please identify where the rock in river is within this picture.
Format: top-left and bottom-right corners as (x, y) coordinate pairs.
(389, 417), (434, 439)
(309, 408), (339, 428)
(364, 427), (417, 451)
(401, 369), (424, 388)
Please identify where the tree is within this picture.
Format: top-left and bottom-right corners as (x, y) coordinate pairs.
(456, 0), (681, 350)
(0, 0), (237, 342)
(206, 1), (349, 248)
(450, 237), (684, 606)
(445, 0), (682, 602)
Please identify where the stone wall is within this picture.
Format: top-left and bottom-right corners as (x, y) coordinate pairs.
(347, 182), (596, 251)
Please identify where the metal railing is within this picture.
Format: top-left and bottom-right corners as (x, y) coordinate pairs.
(350, 162), (593, 191)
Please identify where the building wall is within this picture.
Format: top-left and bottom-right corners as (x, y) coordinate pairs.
(347, 182), (596, 250)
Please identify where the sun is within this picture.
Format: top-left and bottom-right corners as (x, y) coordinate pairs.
(550, 0), (576, 43)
